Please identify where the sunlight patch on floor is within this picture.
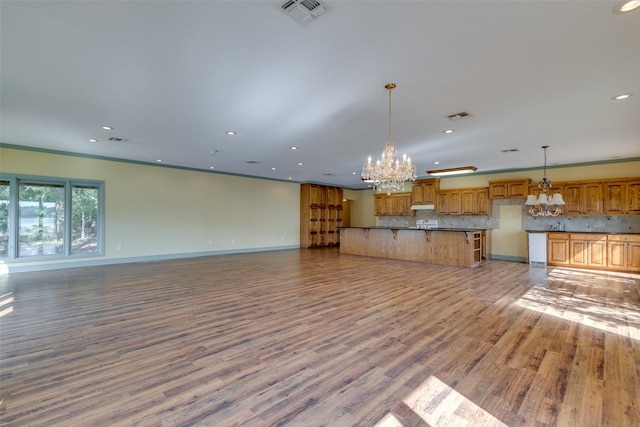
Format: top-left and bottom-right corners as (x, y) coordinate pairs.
(516, 269), (640, 340)
(373, 412), (404, 427)
(0, 292), (13, 318)
(402, 375), (507, 426)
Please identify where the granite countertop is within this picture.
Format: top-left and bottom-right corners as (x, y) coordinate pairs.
(526, 230), (640, 235)
(340, 226), (487, 232)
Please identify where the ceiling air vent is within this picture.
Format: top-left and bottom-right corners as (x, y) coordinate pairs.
(446, 111), (471, 121)
(281, 0), (326, 23)
(108, 137), (126, 142)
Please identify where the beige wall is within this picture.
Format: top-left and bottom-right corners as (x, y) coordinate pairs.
(343, 188), (376, 227)
(2, 146), (638, 270)
(436, 160), (640, 189)
(1, 147), (300, 270)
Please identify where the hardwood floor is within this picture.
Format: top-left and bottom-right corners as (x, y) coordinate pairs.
(0, 248), (638, 426)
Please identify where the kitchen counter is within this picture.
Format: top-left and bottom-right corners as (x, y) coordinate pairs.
(526, 230), (640, 235)
(339, 226), (485, 267)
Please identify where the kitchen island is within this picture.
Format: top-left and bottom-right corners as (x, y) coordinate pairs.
(339, 226), (486, 268)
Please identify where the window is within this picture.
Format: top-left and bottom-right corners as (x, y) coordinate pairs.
(19, 182), (65, 257)
(0, 175), (104, 260)
(0, 181), (8, 257)
(71, 185), (99, 255)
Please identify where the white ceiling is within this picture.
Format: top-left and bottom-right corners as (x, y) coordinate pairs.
(1, 1), (639, 189)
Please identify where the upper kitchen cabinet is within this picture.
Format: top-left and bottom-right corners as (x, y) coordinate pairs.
(603, 180), (627, 214)
(374, 193), (414, 216)
(603, 178), (640, 215)
(460, 188), (491, 216)
(411, 178), (439, 206)
(628, 180), (640, 214)
(488, 179), (530, 199)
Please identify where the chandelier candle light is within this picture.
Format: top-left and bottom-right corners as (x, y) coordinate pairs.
(525, 145), (565, 216)
(362, 83), (417, 194)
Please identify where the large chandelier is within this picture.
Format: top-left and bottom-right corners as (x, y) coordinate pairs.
(525, 145), (565, 216)
(362, 83), (417, 194)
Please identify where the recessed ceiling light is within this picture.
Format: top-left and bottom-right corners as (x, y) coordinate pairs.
(209, 166), (215, 170)
(290, 146), (298, 150)
(156, 159), (163, 163)
(433, 161), (440, 165)
(288, 177), (293, 180)
(352, 171), (357, 175)
(226, 131), (236, 135)
(612, 93), (633, 100)
(613, 0), (640, 13)
(102, 126), (113, 130)
(88, 138), (98, 143)
(443, 129), (455, 134)
(271, 167), (277, 171)
(297, 162), (304, 166)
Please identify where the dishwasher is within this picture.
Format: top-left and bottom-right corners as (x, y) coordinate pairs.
(528, 232), (547, 265)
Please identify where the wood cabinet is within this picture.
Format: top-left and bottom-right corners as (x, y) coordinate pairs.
(411, 178), (439, 206)
(548, 232), (640, 272)
(547, 233), (570, 266)
(603, 180), (627, 215)
(436, 190), (461, 215)
(582, 183), (603, 215)
(603, 179), (640, 215)
(438, 188), (489, 216)
(460, 188), (491, 216)
(300, 184), (343, 248)
(374, 192), (414, 216)
(562, 183), (583, 216)
(607, 234), (640, 272)
(568, 233), (607, 268)
(629, 180), (640, 213)
(488, 179), (530, 199)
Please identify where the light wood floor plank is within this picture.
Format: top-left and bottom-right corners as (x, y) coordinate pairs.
(1, 248), (639, 426)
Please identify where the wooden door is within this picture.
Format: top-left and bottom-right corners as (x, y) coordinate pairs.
(627, 242), (640, 272)
(563, 184), (583, 215)
(603, 181), (627, 214)
(587, 240), (607, 268)
(309, 184), (326, 207)
(447, 191), (461, 215)
(569, 240), (588, 266)
(475, 189), (491, 216)
(507, 181), (528, 198)
(461, 191), (475, 215)
(548, 235), (569, 265)
(436, 193), (449, 214)
(374, 194), (386, 216)
(411, 183), (425, 205)
(627, 180), (640, 214)
(582, 183), (603, 215)
(607, 240), (627, 270)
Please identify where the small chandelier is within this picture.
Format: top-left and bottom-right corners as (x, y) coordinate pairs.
(362, 83), (417, 194)
(525, 145), (565, 216)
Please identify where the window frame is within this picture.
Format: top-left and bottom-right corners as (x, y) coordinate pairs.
(0, 174), (105, 261)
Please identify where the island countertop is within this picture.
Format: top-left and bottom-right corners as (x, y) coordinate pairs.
(339, 227), (485, 267)
(340, 226), (487, 232)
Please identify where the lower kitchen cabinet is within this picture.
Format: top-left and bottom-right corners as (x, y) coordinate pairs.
(547, 233), (570, 265)
(607, 234), (640, 273)
(548, 232), (640, 272)
(568, 233), (607, 269)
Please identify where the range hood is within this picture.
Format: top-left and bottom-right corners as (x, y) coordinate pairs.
(410, 204), (435, 210)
